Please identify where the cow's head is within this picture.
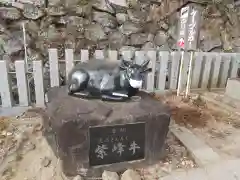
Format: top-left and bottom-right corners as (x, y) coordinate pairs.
(120, 59), (152, 89)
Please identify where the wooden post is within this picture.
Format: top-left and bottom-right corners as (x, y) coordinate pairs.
(15, 60), (29, 106)
(158, 51), (169, 91)
(33, 61), (45, 107)
(170, 51), (181, 90)
(49, 48), (60, 87)
(108, 50), (118, 62)
(65, 49), (74, 81)
(0, 60), (13, 107)
(95, 50), (105, 59)
(146, 51), (156, 91)
(81, 49), (89, 63)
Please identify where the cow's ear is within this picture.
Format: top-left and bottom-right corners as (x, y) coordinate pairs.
(141, 59), (150, 69)
(141, 68), (152, 73)
(120, 59), (131, 69)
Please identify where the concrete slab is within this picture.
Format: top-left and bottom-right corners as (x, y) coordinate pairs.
(184, 168), (209, 180)
(160, 168), (209, 180)
(201, 93), (240, 117)
(160, 159), (240, 180)
(205, 160), (240, 180)
(170, 124), (222, 167)
(225, 78), (240, 100)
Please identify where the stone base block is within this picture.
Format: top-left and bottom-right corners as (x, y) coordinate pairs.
(42, 86), (171, 177)
(225, 78), (240, 100)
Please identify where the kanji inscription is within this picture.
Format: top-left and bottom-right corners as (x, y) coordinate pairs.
(89, 122), (145, 166)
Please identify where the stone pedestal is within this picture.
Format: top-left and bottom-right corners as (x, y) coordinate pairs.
(42, 86), (171, 177)
(225, 78), (240, 100)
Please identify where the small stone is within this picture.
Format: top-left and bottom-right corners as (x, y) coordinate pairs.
(92, 11), (118, 29)
(1, 130), (7, 137)
(181, 160), (186, 166)
(23, 4), (44, 20)
(141, 42), (156, 50)
(48, 0), (63, 6)
(116, 13), (129, 24)
(108, 0), (127, 7)
(74, 4), (92, 17)
(167, 24), (178, 40)
(158, 43), (171, 51)
(6, 132), (13, 136)
(64, 16), (90, 27)
(84, 23), (107, 42)
(200, 37), (222, 52)
(17, 0), (45, 6)
(200, 18), (224, 51)
(24, 21), (40, 38)
(65, 0), (87, 8)
(38, 25), (59, 41)
(0, 24), (5, 33)
(15, 132), (28, 142)
(127, 0), (139, 8)
(41, 157), (51, 167)
(0, 0), (12, 5)
(73, 175), (84, 180)
(33, 123), (43, 132)
(154, 31), (168, 46)
(108, 31), (127, 49)
(121, 169), (141, 180)
(221, 29), (233, 51)
(11, 2), (24, 9)
(102, 170), (119, 180)
(130, 33), (149, 45)
(127, 9), (147, 24)
(119, 21), (143, 36)
(47, 6), (66, 16)
(0, 7), (21, 20)
(159, 21), (169, 31)
(161, 164), (172, 174)
(93, 0), (115, 14)
(22, 141), (36, 154)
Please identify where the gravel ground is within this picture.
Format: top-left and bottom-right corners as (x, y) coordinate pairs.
(0, 114), (64, 180)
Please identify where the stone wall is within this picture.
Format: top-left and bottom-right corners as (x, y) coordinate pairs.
(1, 0), (240, 64)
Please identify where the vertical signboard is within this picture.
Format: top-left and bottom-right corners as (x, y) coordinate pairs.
(177, 6), (190, 50)
(185, 5), (201, 51)
(176, 3), (202, 97)
(177, 4), (201, 51)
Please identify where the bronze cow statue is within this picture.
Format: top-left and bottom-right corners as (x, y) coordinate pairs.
(67, 58), (152, 101)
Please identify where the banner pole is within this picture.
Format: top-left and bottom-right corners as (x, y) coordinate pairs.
(22, 23), (31, 104)
(177, 51), (185, 96)
(185, 51), (194, 97)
